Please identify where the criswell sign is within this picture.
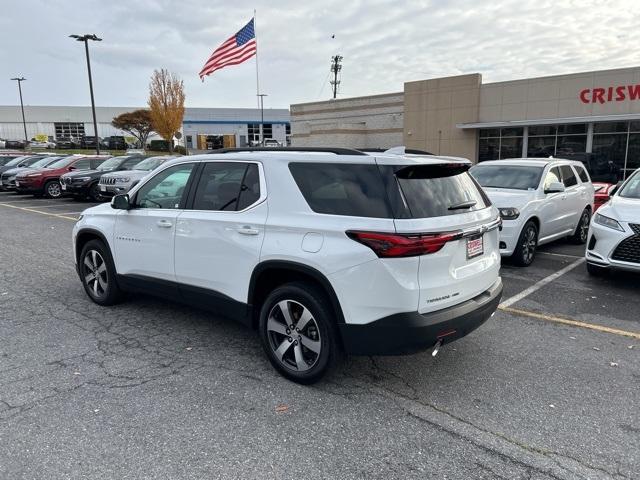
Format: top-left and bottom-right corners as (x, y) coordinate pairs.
(580, 84), (640, 104)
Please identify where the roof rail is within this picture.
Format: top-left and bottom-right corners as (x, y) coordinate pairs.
(359, 147), (434, 155)
(208, 147), (367, 156)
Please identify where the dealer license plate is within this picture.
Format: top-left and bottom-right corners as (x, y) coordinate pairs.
(15, 181), (19, 186)
(100, 185), (106, 192)
(61, 184), (66, 190)
(466, 235), (484, 259)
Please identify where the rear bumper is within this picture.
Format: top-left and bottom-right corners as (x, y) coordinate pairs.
(339, 278), (502, 355)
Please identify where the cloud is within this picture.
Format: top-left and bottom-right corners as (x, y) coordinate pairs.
(1, 0), (639, 109)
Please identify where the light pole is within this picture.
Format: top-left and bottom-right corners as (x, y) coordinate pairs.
(70, 34), (101, 154)
(257, 93), (267, 145)
(10, 77), (28, 146)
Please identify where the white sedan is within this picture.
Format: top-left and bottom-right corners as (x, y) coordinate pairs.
(471, 159), (594, 266)
(586, 168), (640, 275)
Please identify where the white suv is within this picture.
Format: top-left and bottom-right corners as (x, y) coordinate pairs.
(471, 159), (594, 266)
(72, 148), (503, 383)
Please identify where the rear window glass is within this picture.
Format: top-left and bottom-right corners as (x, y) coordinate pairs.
(380, 165), (489, 218)
(559, 165), (578, 187)
(289, 163), (393, 218)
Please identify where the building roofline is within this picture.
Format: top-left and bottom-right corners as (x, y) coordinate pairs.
(291, 91), (403, 109)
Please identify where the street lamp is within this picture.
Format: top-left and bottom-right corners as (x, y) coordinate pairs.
(257, 93), (267, 146)
(10, 77), (28, 146)
(70, 34), (102, 154)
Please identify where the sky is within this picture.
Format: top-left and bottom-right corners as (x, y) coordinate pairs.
(1, 0), (639, 110)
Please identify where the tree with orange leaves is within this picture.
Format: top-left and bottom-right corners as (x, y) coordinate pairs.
(148, 69), (185, 153)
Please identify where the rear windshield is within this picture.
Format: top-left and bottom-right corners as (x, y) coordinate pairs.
(470, 164), (544, 190)
(289, 162), (489, 219)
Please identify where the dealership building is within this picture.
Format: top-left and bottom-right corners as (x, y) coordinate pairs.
(0, 106), (290, 149)
(291, 66), (640, 178)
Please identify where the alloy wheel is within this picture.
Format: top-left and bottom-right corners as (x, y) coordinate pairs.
(579, 212), (590, 242)
(521, 226), (537, 264)
(266, 299), (322, 372)
(82, 250), (108, 298)
(47, 182), (62, 198)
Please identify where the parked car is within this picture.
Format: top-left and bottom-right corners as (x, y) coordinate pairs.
(0, 154), (23, 166)
(98, 155), (174, 198)
(15, 155), (109, 198)
(0, 155), (51, 177)
(1, 156), (64, 191)
(0, 138), (6, 149)
(61, 154), (145, 201)
(263, 139), (281, 147)
(80, 136), (101, 149)
(29, 138), (57, 149)
(56, 137), (79, 149)
(100, 136), (128, 150)
(470, 158), (594, 266)
(586, 168), (640, 275)
(73, 147), (503, 383)
(4, 140), (26, 150)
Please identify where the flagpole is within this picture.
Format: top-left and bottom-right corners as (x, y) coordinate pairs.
(254, 9), (262, 145)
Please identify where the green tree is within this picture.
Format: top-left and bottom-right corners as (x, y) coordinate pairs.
(111, 109), (155, 149)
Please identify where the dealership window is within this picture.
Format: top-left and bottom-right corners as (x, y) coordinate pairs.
(262, 123), (273, 139)
(54, 122), (85, 139)
(247, 123), (260, 143)
(285, 123), (291, 146)
(478, 128), (522, 161)
(527, 124), (587, 158)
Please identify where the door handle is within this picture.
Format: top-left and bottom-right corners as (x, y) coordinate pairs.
(237, 226), (259, 235)
(157, 219), (173, 228)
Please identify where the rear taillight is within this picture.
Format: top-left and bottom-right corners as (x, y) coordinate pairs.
(346, 230), (462, 258)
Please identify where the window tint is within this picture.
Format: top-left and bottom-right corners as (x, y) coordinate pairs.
(381, 165), (488, 218)
(470, 165), (543, 190)
(135, 163), (194, 209)
(236, 164), (261, 210)
(192, 162), (250, 211)
(559, 165), (577, 187)
(574, 165), (589, 183)
(289, 163), (392, 218)
(72, 158), (93, 170)
(544, 167), (561, 190)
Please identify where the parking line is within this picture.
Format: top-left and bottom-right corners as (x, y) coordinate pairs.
(537, 251), (583, 259)
(0, 203), (78, 221)
(500, 306), (640, 340)
(499, 257), (585, 308)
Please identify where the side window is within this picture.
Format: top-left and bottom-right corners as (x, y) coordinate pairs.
(73, 158), (93, 170)
(543, 167), (561, 190)
(559, 165), (578, 187)
(192, 162), (250, 211)
(574, 165), (590, 183)
(121, 157), (143, 170)
(236, 164), (261, 210)
(134, 163), (194, 209)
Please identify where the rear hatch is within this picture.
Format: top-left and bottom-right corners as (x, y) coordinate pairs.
(377, 157), (500, 313)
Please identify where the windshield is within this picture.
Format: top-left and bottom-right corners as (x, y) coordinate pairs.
(619, 171), (640, 199)
(45, 156), (76, 169)
(97, 157), (126, 171)
(0, 156), (18, 166)
(470, 165), (544, 190)
(30, 157), (60, 168)
(133, 156), (168, 171)
(4, 156), (29, 167)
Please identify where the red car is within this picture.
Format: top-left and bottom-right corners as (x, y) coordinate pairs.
(15, 155), (109, 198)
(593, 182), (618, 211)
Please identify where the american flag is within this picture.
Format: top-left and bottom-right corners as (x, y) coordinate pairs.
(199, 18), (257, 81)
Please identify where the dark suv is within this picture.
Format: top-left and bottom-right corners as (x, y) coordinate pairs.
(61, 155), (146, 201)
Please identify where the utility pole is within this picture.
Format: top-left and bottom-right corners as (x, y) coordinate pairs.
(70, 34), (102, 154)
(330, 55), (343, 99)
(10, 77), (28, 145)
(257, 93), (267, 145)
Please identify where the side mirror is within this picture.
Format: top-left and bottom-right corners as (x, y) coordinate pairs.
(545, 182), (565, 194)
(111, 194), (131, 210)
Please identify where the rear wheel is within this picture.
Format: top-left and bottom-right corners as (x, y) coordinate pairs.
(512, 221), (538, 267)
(79, 240), (123, 305)
(259, 282), (340, 384)
(571, 208), (591, 244)
(44, 180), (62, 199)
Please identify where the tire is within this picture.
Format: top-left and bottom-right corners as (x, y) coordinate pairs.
(258, 282), (340, 384)
(88, 182), (103, 202)
(571, 208), (591, 244)
(586, 262), (607, 277)
(512, 220), (538, 267)
(44, 180), (62, 199)
(79, 239), (124, 306)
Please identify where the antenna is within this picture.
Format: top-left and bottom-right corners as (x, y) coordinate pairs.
(330, 55), (343, 99)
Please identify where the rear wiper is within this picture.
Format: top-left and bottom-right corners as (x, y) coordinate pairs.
(448, 200), (477, 210)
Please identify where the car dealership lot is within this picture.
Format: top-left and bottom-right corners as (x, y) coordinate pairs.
(0, 191), (638, 479)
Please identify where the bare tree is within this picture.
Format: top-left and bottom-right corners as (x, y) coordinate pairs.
(148, 69), (185, 153)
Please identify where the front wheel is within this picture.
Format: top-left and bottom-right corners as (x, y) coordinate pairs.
(259, 282), (340, 384)
(571, 208), (591, 244)
(79, 240), (123, 306)
(44, 180), (62, 199)
(512, 221), (538, 267)
(88, 182), (103, 202)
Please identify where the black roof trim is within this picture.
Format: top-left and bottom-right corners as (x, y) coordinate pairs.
(359, 148), (434, 155)
(208, 147), (368, 156)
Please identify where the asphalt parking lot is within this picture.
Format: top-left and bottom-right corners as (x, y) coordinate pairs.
(0, 191), (638, 480)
